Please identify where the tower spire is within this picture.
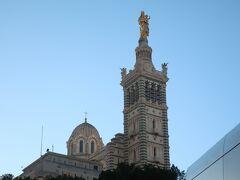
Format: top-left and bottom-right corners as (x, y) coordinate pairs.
(134, 11), (154, 73)
(120, 11), (170, 169)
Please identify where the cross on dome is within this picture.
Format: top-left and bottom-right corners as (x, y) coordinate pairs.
(84, 112), (87, 123)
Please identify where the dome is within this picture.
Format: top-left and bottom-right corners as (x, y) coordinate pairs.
(67, 118), (104, 159)
(70, 122), (101, 139)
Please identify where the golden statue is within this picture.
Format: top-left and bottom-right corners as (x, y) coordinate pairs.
(138, 11), (150, 39)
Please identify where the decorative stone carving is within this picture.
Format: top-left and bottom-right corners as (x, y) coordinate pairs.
(138, 11), (150, 40)
(162, 63), (169, 82)
(162, 63), (168, 74)
(121, 67), (127, 79)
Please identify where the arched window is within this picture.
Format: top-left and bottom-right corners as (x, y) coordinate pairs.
(156, 85), (161, 104)
(127, 89), (130, 107)
(150, 83), (156, 102)
(91, 141), (95, 154)
(153, 119), (155, 129)
(145, 81), (150, 101)
(79, 140), (83, 153)
(133, 150), (136, 161)
(154, 147), (156, 158)
(135, 82), (139, 101)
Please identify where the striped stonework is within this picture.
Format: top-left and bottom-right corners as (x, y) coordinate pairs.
(120, 36), (170, 169)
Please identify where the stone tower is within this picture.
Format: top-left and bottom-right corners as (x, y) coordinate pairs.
(120, 11), (170, 168)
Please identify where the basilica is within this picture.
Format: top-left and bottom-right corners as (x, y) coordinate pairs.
(20, 11), (170, 180)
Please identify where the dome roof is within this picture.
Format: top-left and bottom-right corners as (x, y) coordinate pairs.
(69, 121), (101, 141)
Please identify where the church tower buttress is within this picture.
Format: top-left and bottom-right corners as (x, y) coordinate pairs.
(121, 11), (170, 168)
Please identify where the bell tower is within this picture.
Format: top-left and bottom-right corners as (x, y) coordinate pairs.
(121, 11), (170, 168)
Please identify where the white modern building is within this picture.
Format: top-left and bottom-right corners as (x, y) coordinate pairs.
(186, 123), (240, 180)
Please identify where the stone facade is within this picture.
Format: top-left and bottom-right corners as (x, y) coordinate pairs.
(120, 39), (170, 168)
(19, 11), (170, 179)
(20, 152), (102, 180)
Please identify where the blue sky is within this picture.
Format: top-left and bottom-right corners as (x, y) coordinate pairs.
(0, 0), (239, 177)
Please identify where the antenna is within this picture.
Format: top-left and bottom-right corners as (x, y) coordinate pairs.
(40, 125), (43, 156)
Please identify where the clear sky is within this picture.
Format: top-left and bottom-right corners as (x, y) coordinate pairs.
(0, 0), (239, 177)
